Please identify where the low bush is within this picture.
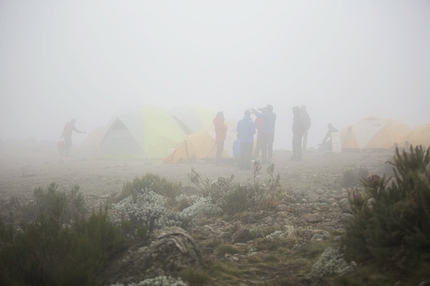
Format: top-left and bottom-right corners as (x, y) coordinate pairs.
(118, 173), (182, 202)
(111, 189), (192, 236)
(187, 161), (282, 215)
(0, 184), (125, 286)
(21, 182), (87, 226)
(341, 167), (369, 188)
(179, 267), (210, 286)
(343, 145), (430, 273)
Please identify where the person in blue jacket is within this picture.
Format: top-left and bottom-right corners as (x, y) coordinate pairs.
(252, 104), (276, 163)
(236, 110), (256, 170)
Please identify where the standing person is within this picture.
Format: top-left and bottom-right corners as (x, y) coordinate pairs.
(60, 118), (86, 156)
(236, 110), (256, 170)
(253, 108), (265, 158)
(213, 111), (228, 165)
(301, 105), (311, 152)
(291, 106), (305, 160)
(253, 104), (276, 164)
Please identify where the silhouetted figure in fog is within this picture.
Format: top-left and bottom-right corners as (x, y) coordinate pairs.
(60, 118), (86, 156)
(253, 104), (276, 163)
(301, 105), (311, 152)
(237, 110), (256, 170)
(320, 123), (339, 151)
(213, 111), (228, 165)
(253, 107), (265, 158)
(291, 106), (305, 160)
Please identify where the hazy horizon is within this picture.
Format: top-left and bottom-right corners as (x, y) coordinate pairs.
(1, 1), (429, 150)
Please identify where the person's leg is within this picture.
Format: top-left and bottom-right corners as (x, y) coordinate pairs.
(239, 142), (245, 169)
(261, 133), (268, 163)
(64, 137), (72, 156)
(302, 130), (308, 152)
(253, 137), (262, 158)
(297, 133), (303, 160)
(267, 133), (274, 162)
(291, 135), (295, 159)
(216, 141), (224, 164)
(291, 133), (300, 160)
(244, 143), (253, 169)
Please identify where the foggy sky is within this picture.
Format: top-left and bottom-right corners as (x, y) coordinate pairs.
(1, 1), (429, 149)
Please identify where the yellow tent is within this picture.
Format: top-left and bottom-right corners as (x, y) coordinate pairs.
(168, 105), (215, 134)
(400, 123), (430, 148)
(340, 117), (411, 150)
(163, 122), (237, 163)
(96, 106), (187, 160)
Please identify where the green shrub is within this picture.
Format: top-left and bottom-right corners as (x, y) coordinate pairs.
(0, 185), (125, 286)
(215, 244), (240, 256)
(343, 145), (430, 272)
(22, 182), (86, 226)
(179, 267), (210, 286)
(187, 162), (282, 215)
(118, 173), (182, 202)
(341, 167), (369, 188)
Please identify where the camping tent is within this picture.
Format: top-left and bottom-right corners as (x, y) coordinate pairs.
(82, 126), (107, 149)
(163, 121), (237, 163)
(340, 117), (411, 150)
(400, 123), (430, 148)
(168, 106), (214, 134)
(95, 106), (187, 160)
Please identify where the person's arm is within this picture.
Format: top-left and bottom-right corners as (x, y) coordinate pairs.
(322, 131), (330, 143)
(73, 126), (86, 134)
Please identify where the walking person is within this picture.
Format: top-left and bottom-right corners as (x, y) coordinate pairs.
(253, 104), (276, 163)
(60, 118), (86, 156)
(291, 106), (305, 160)
(236, 110), (256, 170)
(213, 111), (228, 165)
(301, 105), (311, 152)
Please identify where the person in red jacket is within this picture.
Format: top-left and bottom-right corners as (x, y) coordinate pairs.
(213, 111), (228, 165)
(60, 118), (86, 156)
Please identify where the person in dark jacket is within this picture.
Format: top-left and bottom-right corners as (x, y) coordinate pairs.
(291, 106), (305, 160)
(60, 118), (86, 156)
(213, 111), (228, 165)
(301, 105), (311, 153)
(236, 110), (256, 170)
(253, 104), (276, 163)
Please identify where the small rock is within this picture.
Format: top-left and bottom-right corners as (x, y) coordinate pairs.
(233, 228), (252, 243)
(275, 204), (288, 211)
(311, 234), (325, 241)
(303, 213), (322, 223)
(261, 216), (274, 224)
(276, 211), (289, 218)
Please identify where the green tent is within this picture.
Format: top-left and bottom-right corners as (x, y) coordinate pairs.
(95, 106), (187, 160)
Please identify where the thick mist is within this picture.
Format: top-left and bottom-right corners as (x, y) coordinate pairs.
(1, 1), (429, 150)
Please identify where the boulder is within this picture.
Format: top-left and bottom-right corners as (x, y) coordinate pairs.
(233, 228), (253, 243)
(102, 227), (203, 285)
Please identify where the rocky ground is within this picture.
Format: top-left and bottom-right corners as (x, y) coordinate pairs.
(1, 138), (408, 285)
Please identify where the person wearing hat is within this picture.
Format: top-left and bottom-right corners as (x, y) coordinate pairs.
(213, 111), (228, 165)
